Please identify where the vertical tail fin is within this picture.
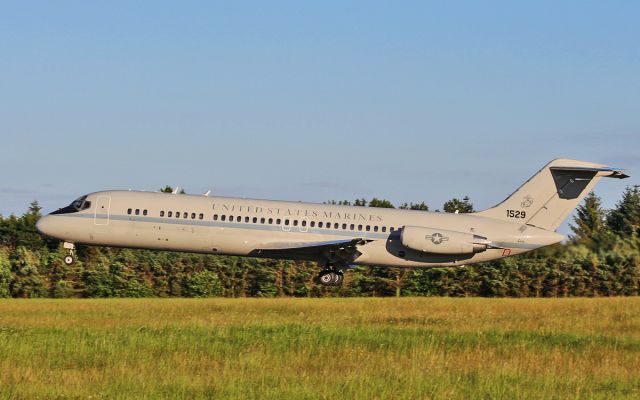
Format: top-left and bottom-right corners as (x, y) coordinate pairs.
(475, 159), (628, 231)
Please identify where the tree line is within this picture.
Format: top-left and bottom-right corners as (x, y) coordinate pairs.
(0, 187), (638, 298)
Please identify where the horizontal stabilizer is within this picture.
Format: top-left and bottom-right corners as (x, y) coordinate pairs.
(550, 166), (629, 179)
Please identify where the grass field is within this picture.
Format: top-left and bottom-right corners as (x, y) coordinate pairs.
(0, 298), (639, 399)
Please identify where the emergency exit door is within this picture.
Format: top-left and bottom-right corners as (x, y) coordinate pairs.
(94, 196), (111, 225)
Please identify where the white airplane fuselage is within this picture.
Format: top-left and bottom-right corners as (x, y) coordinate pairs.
(36, 190), (562, 268)
(35, 159), (627, 280)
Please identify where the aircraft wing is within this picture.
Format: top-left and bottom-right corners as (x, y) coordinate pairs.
(249, 238), (372, 265)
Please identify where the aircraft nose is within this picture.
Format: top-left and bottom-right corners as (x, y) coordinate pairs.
(36, 216), (53, 237)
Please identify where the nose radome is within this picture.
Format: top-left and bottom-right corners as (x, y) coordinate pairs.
(36, 216), (52, 236)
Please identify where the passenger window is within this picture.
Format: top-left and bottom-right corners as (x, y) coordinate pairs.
(191, 213), (196, 219)
(268, 218), (273, 224)
(301, 220), (306, 227)
(276, 218), (281, 225)
(382, 227), (387, 232)
(293, 220), (298, 226)
(253, 217), (258, 223)
(199, 213), (203, 220)
(318, 222), (323, 228)
(334, 223), (339, 229)
(310, 221), (315, 227)
(390, 227), (395, 232)
(245, 216), (250, 223)
(237, 216), (241, 222)
(127, 208), (132, 215)
(374, 226), (378, 232)
(366, 225), (370, 231)
(183, 212), (188, 218)
(143, 210), (148, 216)
(160, 211), (165, 217)
(260, 217), (265, 224)
(285, 220), (290, 226)
(350, 224), (355, 230)
(221, 215), (226, 221)
(357, 225), (362, 231)
(168, 211), (173, 217)
(342, 223), (347, 229)
(213, 214), (218, 221)
(135, 209), (140, 215)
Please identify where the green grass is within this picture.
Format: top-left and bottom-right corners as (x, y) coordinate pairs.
(0, 298), (639, 399)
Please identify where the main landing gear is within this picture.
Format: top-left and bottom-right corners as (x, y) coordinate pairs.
(63, 242), (76, 265)
(317, 268), (344, 286)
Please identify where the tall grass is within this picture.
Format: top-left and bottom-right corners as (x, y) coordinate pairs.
(0, 298), (639, 399)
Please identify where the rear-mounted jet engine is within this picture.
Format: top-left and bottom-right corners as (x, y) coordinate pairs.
(400, 226), (491, 254)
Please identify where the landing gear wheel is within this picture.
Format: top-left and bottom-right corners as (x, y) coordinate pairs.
(318, 270), (334, 285)
(333, 271), (344, 286)
(317, 269), (344, 286)
(64, 255), (74, 265)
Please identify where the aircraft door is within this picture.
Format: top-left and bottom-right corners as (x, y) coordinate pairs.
(94, 196), (111, 225)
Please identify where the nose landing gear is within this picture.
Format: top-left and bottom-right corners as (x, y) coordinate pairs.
(63, 242), (76, 265)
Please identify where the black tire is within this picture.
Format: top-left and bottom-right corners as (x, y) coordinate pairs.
(318, 270), (334, 285)
(334, 272), (344, 286)
(63, 255), (74, 265)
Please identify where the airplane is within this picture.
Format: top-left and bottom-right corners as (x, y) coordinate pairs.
(36, 159), (628, 286)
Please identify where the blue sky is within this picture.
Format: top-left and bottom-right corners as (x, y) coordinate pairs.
(1, 1), (638, 235)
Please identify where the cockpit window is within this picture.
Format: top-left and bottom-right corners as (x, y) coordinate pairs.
(50, 195), (91, 215)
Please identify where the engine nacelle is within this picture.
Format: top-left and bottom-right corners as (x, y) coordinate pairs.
(400, 226), (490, 255)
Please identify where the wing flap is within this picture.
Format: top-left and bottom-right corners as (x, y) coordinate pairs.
(250, 238), (372, 265)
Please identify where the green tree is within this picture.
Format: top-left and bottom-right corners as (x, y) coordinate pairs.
(443, 196), (474, 213)
(53, 280), (75, 298)
(368, 198), (395, 208)
(325, 200), (352, 206)
(399, 202), (429, 211)
(570, 191), (607, 248)
(116, 279), (154, 297)
(20, 201), (45, 248)
(83, 257), (115, 298)
(0, 249), (11, 298)
(354, 198), (367, 207)
(607, 185), (640, 238)
(0, 201), (47, 250)
(10, 247), (47, 298)
(183, 269), (223, 297)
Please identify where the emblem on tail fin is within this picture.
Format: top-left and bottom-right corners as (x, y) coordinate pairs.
(521, 196), (534, 208)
